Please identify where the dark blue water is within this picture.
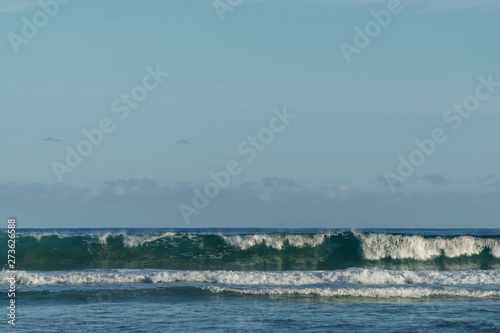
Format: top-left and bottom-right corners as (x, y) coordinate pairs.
(1, 228), (499, 332)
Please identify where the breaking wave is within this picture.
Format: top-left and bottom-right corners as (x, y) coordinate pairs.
(1, 230), (498, 271)
(204, 286), (500, 299)
(2, 268), (499, 286)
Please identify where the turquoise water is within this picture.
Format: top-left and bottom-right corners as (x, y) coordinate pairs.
(1, 228), (499, 332)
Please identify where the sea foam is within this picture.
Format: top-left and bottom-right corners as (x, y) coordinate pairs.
(355, 232), (500, 260)
(2, 268), (499, 286)
(221, 233), (331, 250)
(205, 286), (500, 299)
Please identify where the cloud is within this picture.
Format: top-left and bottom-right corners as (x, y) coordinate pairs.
(318, 185), (355, 200)
(261, 177), (300, 188)
(41, 137), (63, 142)
(177, 139), (192, 146)
(103, 177), (161, 196)
(3, 179), (500, 228)
(0, 0), (39, 13)
(239, 181), (259, 189)
(417, 174), (447, 185)
(377, 175), (403, 188)
(479, 175), (500, 188)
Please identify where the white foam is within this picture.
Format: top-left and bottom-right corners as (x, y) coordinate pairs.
(205, 286), (500, 298)
(122, 232), (177, 247)
(96, 232), (178, 247)
(98, 233), (112, 245)
(25, 233), (73, 241)
(2, 268), (499, 286)
(355, 232), (500, 260)
(221, 233), (331, 250)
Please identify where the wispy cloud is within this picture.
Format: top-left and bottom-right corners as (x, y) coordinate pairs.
(41, 137), (63, 142)
(417, 174), (447, 185)
(377, 175), (403, 189)
(177, 139), (192, 146)
(479, 175), (500, 188)
(3, 179), (500, 228)
(261, 177), (300, 188)
(0, 0), (40, 13)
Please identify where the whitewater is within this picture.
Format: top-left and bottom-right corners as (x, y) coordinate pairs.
(1, 228), (499, 332)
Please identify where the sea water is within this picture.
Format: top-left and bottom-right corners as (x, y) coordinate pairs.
(1, 228), (499, 332)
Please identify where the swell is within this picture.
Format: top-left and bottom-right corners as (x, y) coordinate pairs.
(1, 231), (499, 271)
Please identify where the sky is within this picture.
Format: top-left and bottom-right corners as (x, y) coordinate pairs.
(1, 0), (499, 228)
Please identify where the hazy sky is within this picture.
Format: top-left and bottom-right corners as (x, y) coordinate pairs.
(1, 0), (499, 227)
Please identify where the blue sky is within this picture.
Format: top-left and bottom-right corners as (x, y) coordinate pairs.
(1, 0), (499, 227)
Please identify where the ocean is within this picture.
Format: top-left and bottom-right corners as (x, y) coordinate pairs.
(1, 228), (499, 332)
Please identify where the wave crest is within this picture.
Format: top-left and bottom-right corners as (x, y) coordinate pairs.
(205, 286), (500, 299)
(355, 232), (500, 260)
(221, 233), (330, 250)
